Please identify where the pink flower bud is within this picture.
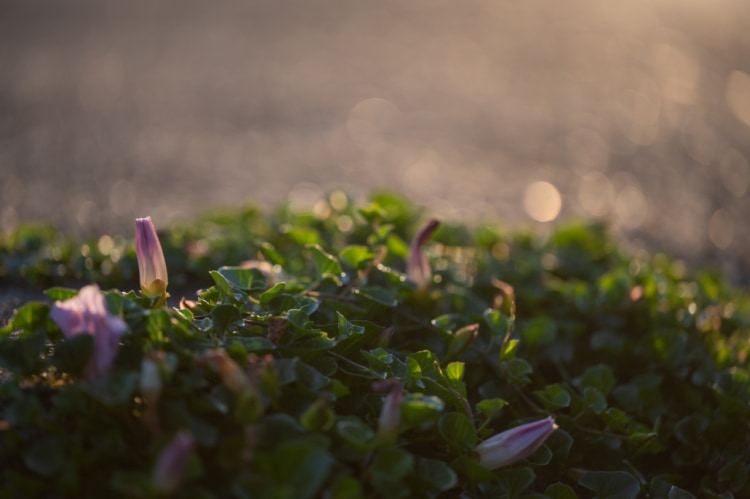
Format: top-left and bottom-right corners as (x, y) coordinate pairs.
(407, 218), (440, 290)
(153, 430), (195, 494)
(135, 217), (168, 303)
(476, 417), (558, 470)
(49, 284), (127, 379)
(377, 382), (403, 444)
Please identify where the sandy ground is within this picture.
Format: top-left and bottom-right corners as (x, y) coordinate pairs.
(2, 0), (750, 284)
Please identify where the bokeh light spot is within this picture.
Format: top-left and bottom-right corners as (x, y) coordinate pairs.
(726, 70), (750, 127)
(346, 98), (400, 149)
(709, 209), (734, 249)
(578, 172), (615, 217)
(613, 174), (648, 229)
(523, 181), (562, 222)
(719, 148), (750, 197)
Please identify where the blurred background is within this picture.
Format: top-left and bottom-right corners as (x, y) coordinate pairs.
(2, 0), (750, 279)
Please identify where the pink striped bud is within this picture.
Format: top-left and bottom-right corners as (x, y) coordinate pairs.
(476, 417), (557, 470)
(407, 218), (440, 290)
(153, 430), (195, 494)
(49, 284), (127, 379)
(135, 217), (168, 304)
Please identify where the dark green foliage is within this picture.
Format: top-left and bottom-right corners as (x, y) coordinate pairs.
(0, 191), (749, 497)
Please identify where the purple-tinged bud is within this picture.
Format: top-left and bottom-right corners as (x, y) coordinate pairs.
(476, 417), (557, 470)
(49, 284), (127, 379)
(200, 349), (251, 393)
(407, 218), (440, 290)
(153, 430), (195, 494)
(135, 217), (168, 304)
(375, 380), (403, 445)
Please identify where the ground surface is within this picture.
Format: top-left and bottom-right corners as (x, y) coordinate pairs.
(1, 0), (750, 287)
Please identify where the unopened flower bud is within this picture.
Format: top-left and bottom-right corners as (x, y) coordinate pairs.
(476, 417), (557, 470)
(407, 218), (440, 290)
(135, 217), (169, 305)
(153, 430), (194, 494)
(201, 349), (251, 393)
(377, 381), (403, 445)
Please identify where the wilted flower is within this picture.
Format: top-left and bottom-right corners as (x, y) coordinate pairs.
(135, 217), (168, 304)
(407, 218), (440, 289)
(49, 284), (127, 379)
(476, 417), (557, 470)
(153, 430), (195, 494)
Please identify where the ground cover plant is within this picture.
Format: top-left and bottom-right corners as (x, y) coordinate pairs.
(1, 191), (749, 498)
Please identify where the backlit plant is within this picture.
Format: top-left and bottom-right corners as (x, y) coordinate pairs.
(0, 191), (749, 498)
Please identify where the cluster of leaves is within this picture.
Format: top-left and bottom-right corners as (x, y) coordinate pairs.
(1, 191), (750, 498)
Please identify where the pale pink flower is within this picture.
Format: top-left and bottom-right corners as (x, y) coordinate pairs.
(153, 430), (195, 494)
(476, 417), (558, 470)
(135, 217), (168, 303)
(406, 218), (440, 289)
(49, 284), (127, 379)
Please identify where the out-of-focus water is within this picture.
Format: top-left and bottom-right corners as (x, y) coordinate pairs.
(1, 0), (750, 278)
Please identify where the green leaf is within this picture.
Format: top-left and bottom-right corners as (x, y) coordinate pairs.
(445, 324), (479, 362)
(501, 339), (519, 361)
(371, 448), (414, 481)
(450, 456), (496, 485)
(353, 286), (398, 307)
(230, 336), (276, 353)
(718, 459), (747, 492)
(2, 302), (50, 336)
(674, 414), (708, 449)
(506, 358), (533, 385)
(217, 266), (268, 291)
(300, 399), (336, 432)
(260, 283), (286, 307)
(495, 467), (535, 498)
(579, 364), (616, 396)
(23, 438), (63, 477)
(211, 304), (242, 336)
(438, 412), (478, 451)
(579, 471), (641, 499)
(668, 486), (697, 499)
(210, 270), (247, 303)
(522, 316), (557, 347)
(545, 429), (573, 468)
(533, 384), (571, 410)
(401, 394), (444, 429)
(257, 240), (286, 265)
(477, 398), (508, 420)
(307, 244), (342, 279)
(524, 443), (552, 467)
(545, 482), (578, 499)
(446, 362), (465, 383)
(416, 458), (458, 493)
(44, 287), (78, 301)
(484, 309), (514, 339)
(584, 387), (607, 414)
(339, 245), (375, 270)
(285, 225), (320, 245)
(260, 436), (333, 499)
(0, 332), (47, 375)
(603, 408), (629, 432)
(336, 417), (376, 453)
